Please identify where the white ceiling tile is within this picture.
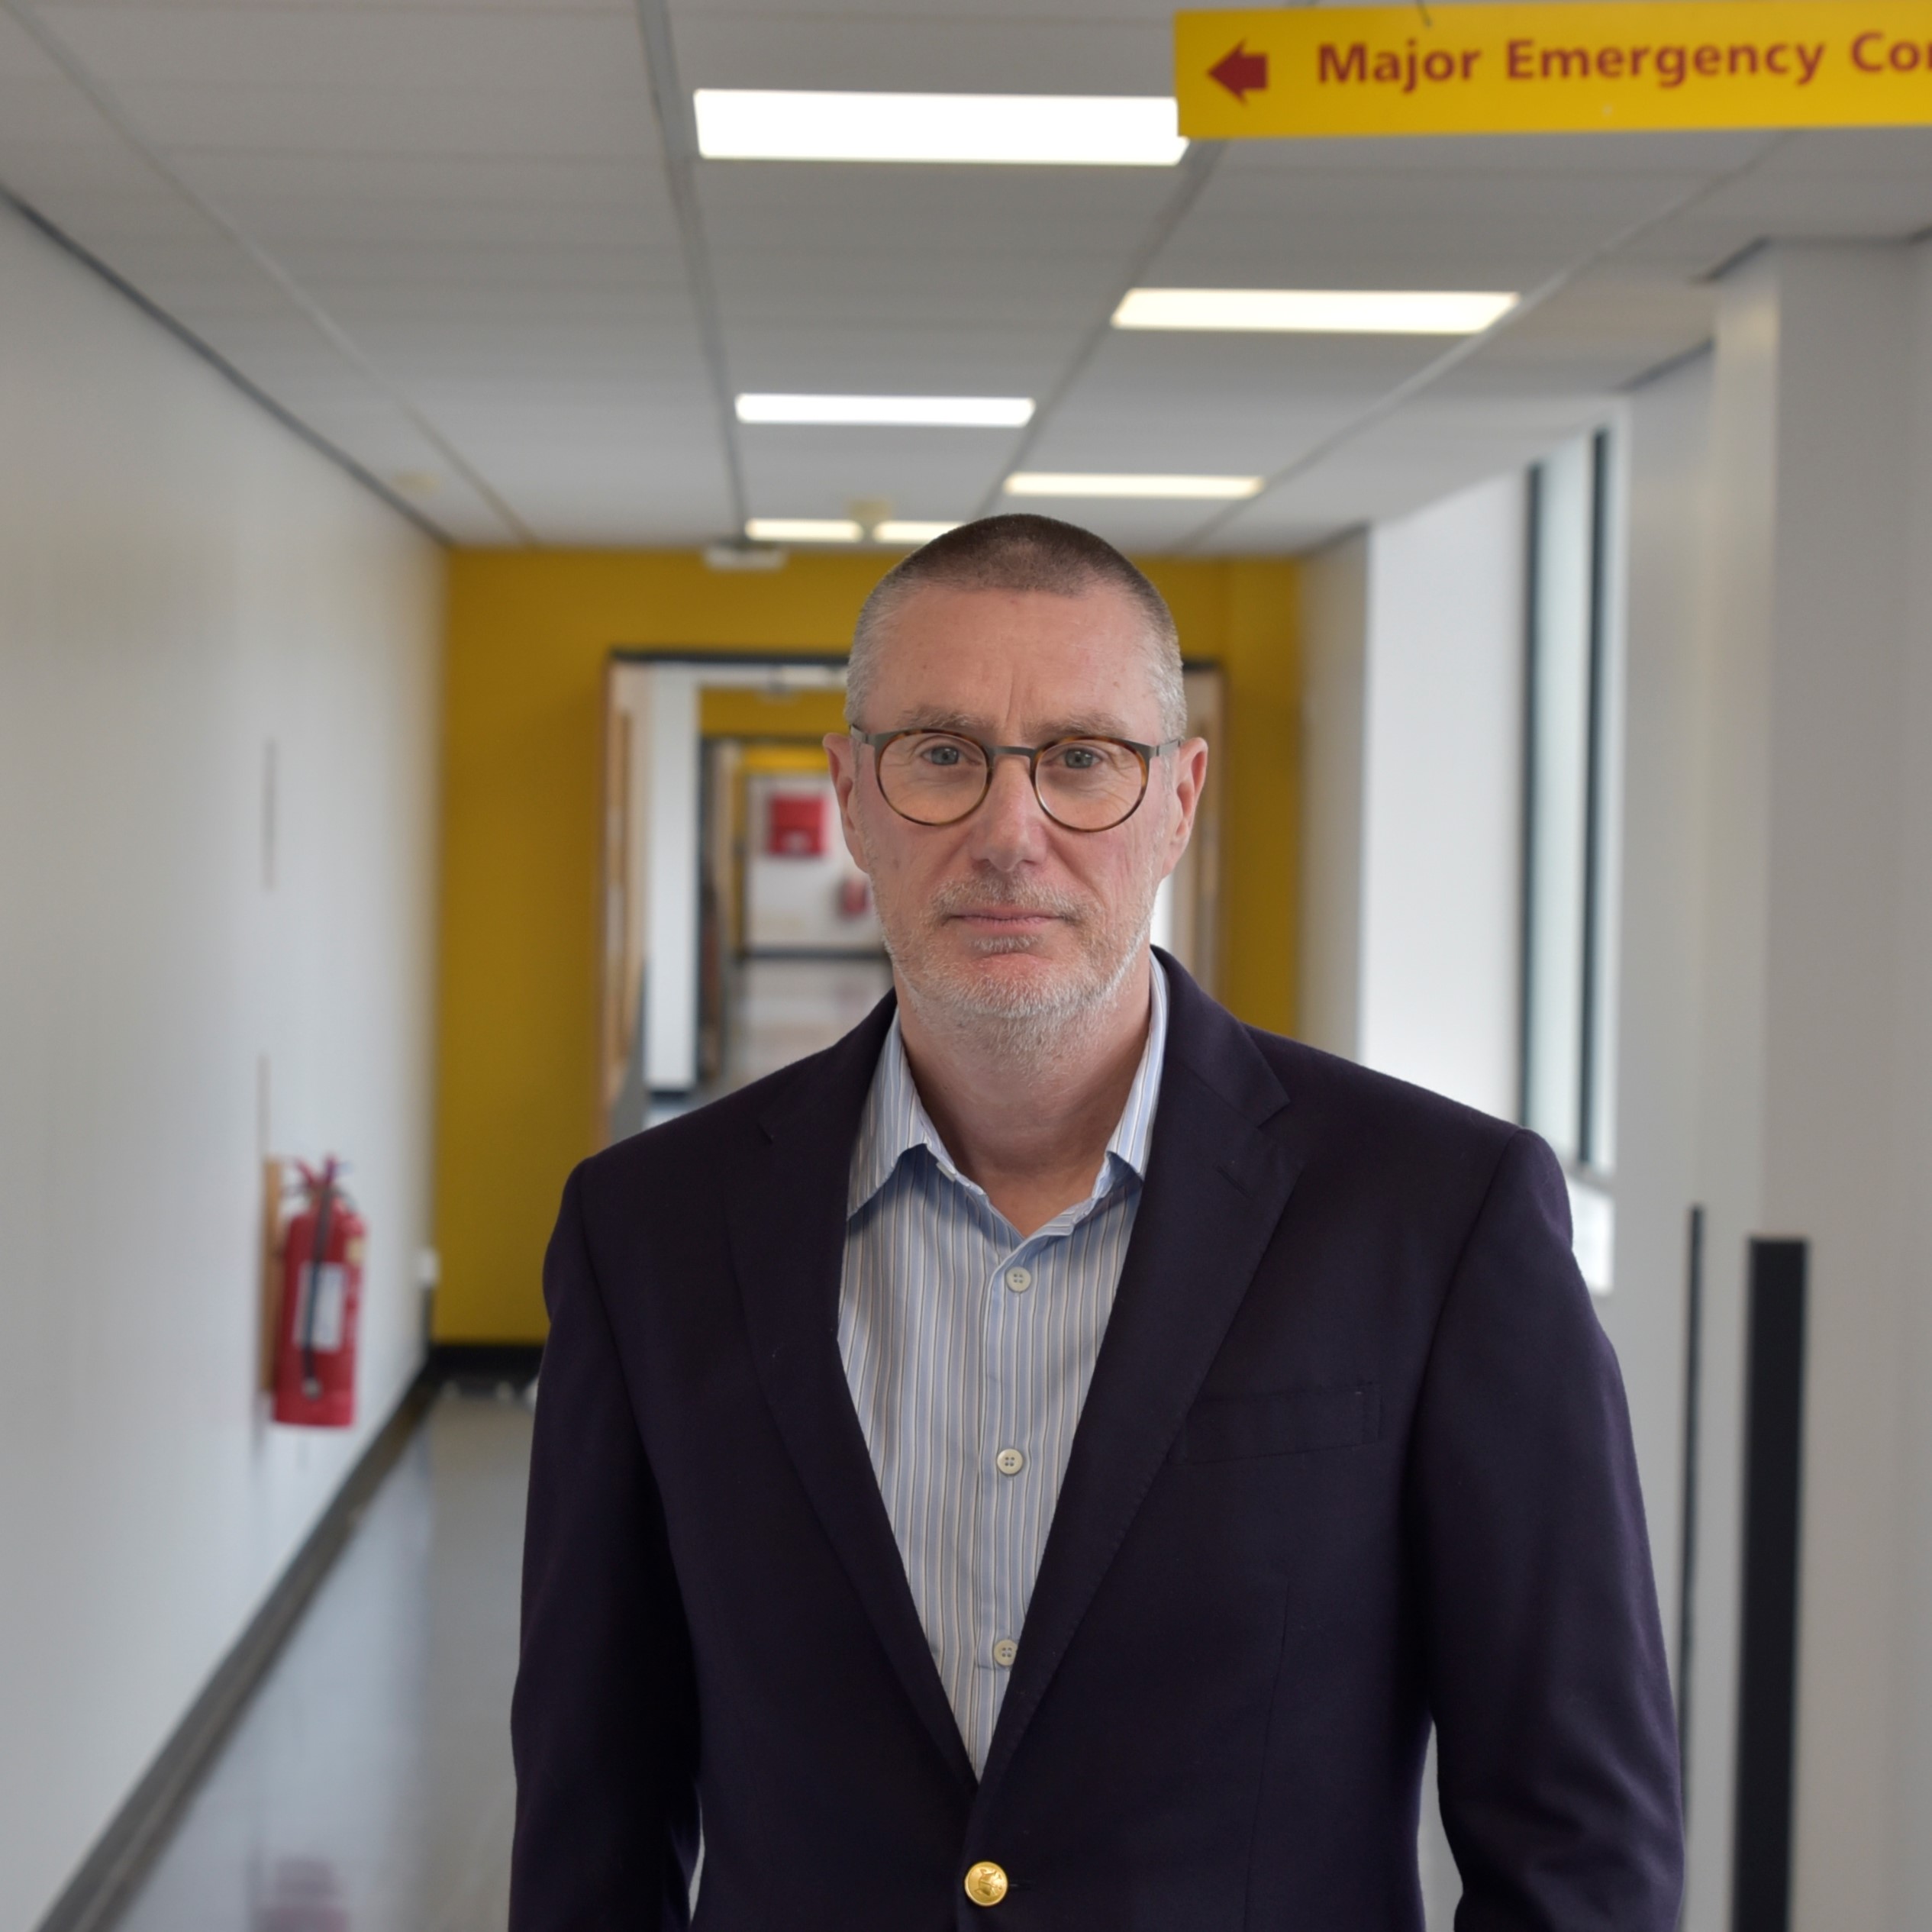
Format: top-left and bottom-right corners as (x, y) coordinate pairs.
(0, 76), (118, 147)
(1218, 127), (1779, 177)
(426, 403), (737, 543)
(670, 12), (1170, 95)
(167, 151), (679, 244)
(741, 429), (1016, 517)
(1677, 170), (1932, 237)
(1155, 162), (1715, 289)
(95, 79), (657, 159)
(1476, 274), (1716, 369)
(1752, 125), (1932, 176)
(37, 7), (649, 94)
(50, 0), (632, 16)
(671, 0), (1182, 27)
(1043, 331), (1447, 447)
(708, 247), (1123, 327)
(85, 260), (296, 325)
(693, 155), (1177, 252)
(1001, 496), (1233, 557)
(0, 164), (223, 245)
(0, 7), (69, 76)
(723, 324), (1072, 392)
(253, 240), (686, 295)
(303, 281), (695, 329)
(1211, 392), (1617, 543)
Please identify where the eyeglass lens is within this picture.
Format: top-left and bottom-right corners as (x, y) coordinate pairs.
(877, 733), (1147, 831)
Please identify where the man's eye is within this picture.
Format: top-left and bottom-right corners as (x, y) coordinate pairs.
(1049, 743), (1108, 771)
(920, 742), (962, 766)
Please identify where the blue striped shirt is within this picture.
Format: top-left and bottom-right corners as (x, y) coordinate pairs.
(837, 960), (1169, 1772)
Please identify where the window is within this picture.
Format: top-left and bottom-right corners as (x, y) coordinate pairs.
(1521, 431), (1620, 1284)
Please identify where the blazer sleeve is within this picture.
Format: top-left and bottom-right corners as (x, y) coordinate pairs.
(509, 1163), (701, 1931)
(1411, 1130), (1683, 1930)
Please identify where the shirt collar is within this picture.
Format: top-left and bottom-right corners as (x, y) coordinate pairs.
(847, 954), (1170, 1218)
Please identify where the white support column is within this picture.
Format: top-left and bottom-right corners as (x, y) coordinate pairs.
(1893, 239), (1932, 1930)
(1625, 240), (1932, 1932)
(1609, 342), (1715, 1788)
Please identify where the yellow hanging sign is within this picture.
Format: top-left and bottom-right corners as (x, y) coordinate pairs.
(1176, 3), (1932, 137)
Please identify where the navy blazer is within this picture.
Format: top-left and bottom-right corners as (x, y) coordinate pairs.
(510, 955), (1682, 1930)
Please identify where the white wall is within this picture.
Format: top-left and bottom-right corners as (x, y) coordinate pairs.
(744, 773), (881, 953)
(0, 202), (443, 1930)
(1357, 473), (1527, 1118)
(1295, 479), (1527, 1116)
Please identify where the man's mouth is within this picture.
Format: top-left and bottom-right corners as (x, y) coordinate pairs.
(924, 879), (1086, 939)
(949, 908), (1060, 931)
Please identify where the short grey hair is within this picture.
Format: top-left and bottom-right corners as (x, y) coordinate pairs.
(845, 513), (1187, 740)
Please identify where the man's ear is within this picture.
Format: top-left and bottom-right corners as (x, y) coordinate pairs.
(1160, 737), (1209, 879)
(824, 731), (872, 872)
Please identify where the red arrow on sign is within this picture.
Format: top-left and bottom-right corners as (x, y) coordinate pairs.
(1210, 41), (1269, 102)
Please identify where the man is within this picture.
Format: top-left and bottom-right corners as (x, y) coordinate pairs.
(511, 514), (1682, 1929)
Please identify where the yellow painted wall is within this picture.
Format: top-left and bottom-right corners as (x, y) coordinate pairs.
(434, 549), (1298, 1341)
(699, 684), (850, 740)
(1144, 559), (1301, 1040)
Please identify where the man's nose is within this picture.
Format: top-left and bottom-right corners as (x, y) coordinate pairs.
(966, 752), (1048, 865)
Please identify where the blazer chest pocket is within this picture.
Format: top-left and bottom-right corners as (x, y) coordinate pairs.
(1178, 1384), (1381, 1464)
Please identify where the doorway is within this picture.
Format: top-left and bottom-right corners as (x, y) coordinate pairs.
(599, 653), (1227, 1146)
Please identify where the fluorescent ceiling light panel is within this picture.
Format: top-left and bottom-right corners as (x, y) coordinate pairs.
(695, 91), (1186, 166)
(736, 394), (1034, 427)
(745, 518), (863, 543)
(874, 521), (959, 544)
(1005, 473), (1263, 501)
(1113, 289), (1519, 334)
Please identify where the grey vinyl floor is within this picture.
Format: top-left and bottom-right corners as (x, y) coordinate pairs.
(721, 953), (892, 1090)
(644, 953), (892, 1129)
(108, 1389), (532, 1932)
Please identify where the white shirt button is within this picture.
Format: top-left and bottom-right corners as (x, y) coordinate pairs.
(995, 1447), (1025, 1476)
(992, 1637), (1018, 1667)
(1005, 1266), (1033, 1293)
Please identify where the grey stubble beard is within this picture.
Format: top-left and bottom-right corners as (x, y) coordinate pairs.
(878, 863), (1162, 1066)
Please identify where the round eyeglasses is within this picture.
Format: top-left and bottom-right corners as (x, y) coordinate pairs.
(853, 728), (1180, 834)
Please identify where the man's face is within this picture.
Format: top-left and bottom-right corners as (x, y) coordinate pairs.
(824, 582), (1206, 1029)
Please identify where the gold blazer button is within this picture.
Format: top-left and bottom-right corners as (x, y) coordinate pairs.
(963, 1861), (1009, 1907)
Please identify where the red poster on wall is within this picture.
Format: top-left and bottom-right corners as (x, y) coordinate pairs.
(766, 792), (827, 857)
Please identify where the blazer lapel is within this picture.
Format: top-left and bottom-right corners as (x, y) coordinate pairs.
(976, 962), (1303, 1798)
(728, 998), (978, 1795)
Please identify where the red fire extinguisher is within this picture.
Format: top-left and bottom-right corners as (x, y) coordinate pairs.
(273, 1159), (365, 1428)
